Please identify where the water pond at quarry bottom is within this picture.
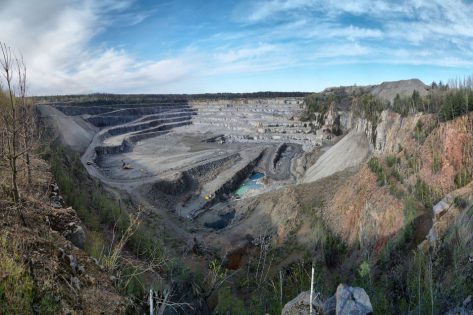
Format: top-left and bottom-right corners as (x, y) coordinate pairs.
(235, 172), (265, 197)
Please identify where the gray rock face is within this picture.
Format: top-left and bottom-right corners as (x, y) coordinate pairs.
(323, 295), (336, 315)
(67, 225), (86, 249)
(335, 284), (373, 315)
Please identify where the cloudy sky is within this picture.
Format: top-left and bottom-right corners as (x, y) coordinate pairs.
(1, 0), (473, 95)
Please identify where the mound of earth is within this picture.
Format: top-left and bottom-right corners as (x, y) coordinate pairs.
(369, 78), (429, 103)
(303, 130), (370, 183)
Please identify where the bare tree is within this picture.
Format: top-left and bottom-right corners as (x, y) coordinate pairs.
(0, 43), (21, 202)
(0, 42), (38, 201)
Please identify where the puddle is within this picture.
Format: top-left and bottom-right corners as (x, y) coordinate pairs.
(235, 172), (265, 197)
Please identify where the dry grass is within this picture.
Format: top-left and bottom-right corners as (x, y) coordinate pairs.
(0, 236), (34, 315)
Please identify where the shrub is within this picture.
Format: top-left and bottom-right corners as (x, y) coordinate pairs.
(454, 196), (468, 209)
(85, 230), (106, 259)
(324, 233), (347, 267)
(414, 178), (434, 208)
(215, 287), (246, 315)
(390, 168), (403, 183)
(408, 154), (422, 172)
(454, 169), (471, 188)
(389, 183), (404, 199)
(385, 156), (399, 168)
(432, 154), (442, 173)
(368, 157), (386, 186)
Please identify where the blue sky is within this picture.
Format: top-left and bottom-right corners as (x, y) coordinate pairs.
(1, 0), (473, 94)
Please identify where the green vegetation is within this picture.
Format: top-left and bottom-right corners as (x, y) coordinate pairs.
(368, 157), (386, 186)
(214, 287), (246, 314)
(0, 237), (34, 315)
(368, 156), (406, 199)
(454, 169), (471, 188)
(385, 155), (400, 168)
(432, 154), (442, 173)
(414, 178), (436, 208)
(407, 153), (422, 173)
(303, 93), (333, 124)
(47, 145), (202, 310)
(353, 94), (385, 125)
(392, 90), (424, 117)
(324, 233), (347, 267)
(439, 88), (473, 121)
(454, 196), (468, 209)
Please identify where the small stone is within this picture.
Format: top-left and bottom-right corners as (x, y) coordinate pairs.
(66, 254), (78, 273)
(91, 257), (99, 265)
(57, 248), (65, 259)
(84, 275), (96, 286)
(78, 264), (85, 274)
(71, 276), (80, 290)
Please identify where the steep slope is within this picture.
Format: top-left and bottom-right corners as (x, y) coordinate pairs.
(0, 159), (128, 314)
(303, 130), (370, 183)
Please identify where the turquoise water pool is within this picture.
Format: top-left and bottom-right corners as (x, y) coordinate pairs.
(235, 172), (265, 197)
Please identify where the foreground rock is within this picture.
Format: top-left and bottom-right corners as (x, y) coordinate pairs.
(281, 291), (322, 315)
(282, 284), (372, 315)
(335, 284), (372, 315)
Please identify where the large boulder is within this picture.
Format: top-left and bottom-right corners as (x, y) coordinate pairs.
(281, 291), (322, 315)
(282, 284), (372, 315)
(335, 284), (372, 315)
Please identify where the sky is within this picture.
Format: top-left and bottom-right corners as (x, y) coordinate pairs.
(1, 0), (473, 95)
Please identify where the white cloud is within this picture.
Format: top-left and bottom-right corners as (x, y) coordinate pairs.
(1, 0), (472, 94)
(0, 0), (194, 94)
(239, 0), (473, 68)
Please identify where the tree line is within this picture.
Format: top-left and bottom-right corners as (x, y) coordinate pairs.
(304, 76), (473, 124)
(34, 91), (310, 106)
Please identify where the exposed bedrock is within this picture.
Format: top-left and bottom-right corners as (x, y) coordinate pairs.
(86, 115), (139, 127)
(95, 105), (192, 117)
(94, 120), (192, 161)
(153, 172), (195, 196)
(273, 143), (288, 169)
(106, 114), (194, 137)
(94, 139), (133, 163)
(151, 154), (242, 197)
(55, 105), (115, 116)
(45, 98), (313, 230)
(213, 151), (265, 201)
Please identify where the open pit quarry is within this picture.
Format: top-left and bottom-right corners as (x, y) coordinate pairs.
(39, 97), (347, 232)
(38, 81), (434, 251)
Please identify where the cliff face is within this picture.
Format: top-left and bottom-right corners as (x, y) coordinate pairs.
(323, 110), (473, 249)
(326, 167), (404, 248)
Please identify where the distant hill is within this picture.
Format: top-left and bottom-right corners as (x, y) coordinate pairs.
(322, 78), (429, 105)
(369, 78), (429, 103)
